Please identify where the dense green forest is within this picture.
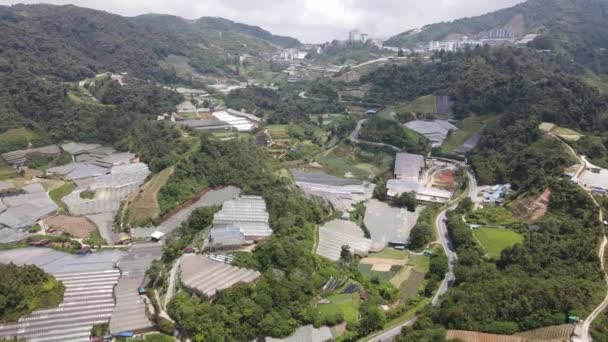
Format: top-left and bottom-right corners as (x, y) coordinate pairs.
(469, 118), (576, 188)
(386, 0), (608, 74)
(0, 263), (64, 323)
(225, 86), (344, 124)
(398, 180), (604, 338)
(363, 47), (608, 131)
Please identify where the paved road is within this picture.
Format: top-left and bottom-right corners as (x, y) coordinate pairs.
(350, 119), (401, 152)
(363, 160), (473, 341)
(549, 135), (608, 342)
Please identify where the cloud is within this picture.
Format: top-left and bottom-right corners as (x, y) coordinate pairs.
(0, 0), (526, 42)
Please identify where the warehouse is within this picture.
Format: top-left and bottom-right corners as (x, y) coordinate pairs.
(293, 171), (375, 212)
(212, 195), (272, 241)
(394, 153), (425, 181)
(179, 254), (261, 298)
(316, 219), (373, 261)
(386, 179), (453, 203)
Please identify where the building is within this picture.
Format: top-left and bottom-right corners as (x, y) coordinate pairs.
(1, 145), (62, 166)
(208, 226), (248, 251)
(349, 30), (369, 43)
(394, 153), (425, 181)
(212, 196), (272, 241)
(404, 120), (458, 147)
(316, 219), (373, 261)
(292, 171), (375, 212)
(386, 179), (452, 203)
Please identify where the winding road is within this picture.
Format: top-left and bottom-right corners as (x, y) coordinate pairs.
(364, 164), (475, 342)
(548, 134), (607, 342)
(350, 119), (401, 152)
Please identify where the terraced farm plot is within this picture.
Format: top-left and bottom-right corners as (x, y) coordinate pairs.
(515, 324), (575, 341)
(447, 330), (523, 342)
(127, 166), (174, 225)
(473, 228), (524, 259)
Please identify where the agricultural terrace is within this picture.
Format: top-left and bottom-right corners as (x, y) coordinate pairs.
(473, 228), (524, 259)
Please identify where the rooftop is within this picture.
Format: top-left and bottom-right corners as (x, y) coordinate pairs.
(394, 153), (424, 180)
(316, 219), (372, 261)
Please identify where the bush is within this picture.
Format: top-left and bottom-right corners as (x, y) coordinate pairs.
(158, 317), (175, 336)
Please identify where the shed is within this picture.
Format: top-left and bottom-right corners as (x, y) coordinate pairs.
(151, 231), (165, 242)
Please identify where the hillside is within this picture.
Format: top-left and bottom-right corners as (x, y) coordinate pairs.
(386, 0), (608, 72)
(0, 4), (293, 82)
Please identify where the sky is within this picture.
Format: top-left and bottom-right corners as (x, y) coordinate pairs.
(0, 0), (526, 43)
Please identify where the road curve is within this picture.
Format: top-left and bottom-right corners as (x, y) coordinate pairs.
(362, 161), (473, 341)
(548, 135), (607, 342)
(350, 119), (401, 152)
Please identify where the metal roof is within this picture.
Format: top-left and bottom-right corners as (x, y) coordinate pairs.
(209, 226), (247, 247)
(212, 196), (272, 238)
(316, 219), (372, 261)
(394, 153), (424, 180)
(292, 171), (362, 186)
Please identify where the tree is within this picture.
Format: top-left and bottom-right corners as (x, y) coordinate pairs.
(393, 191), (417, 212)
(398, 48), (405, 57)
(340, 245), (353, 265)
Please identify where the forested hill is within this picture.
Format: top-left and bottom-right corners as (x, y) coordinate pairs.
(0, 4), (290, 82)
(386, 0), (608, 73)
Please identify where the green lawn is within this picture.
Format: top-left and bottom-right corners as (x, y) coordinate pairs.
(440, 116), (485, 153)
(399, 95), (437, 114)
(473, 228), (525, 259)
(328, 293), (361, 325)
(408, 254), (431, 273)
(466, 207), (521, 226)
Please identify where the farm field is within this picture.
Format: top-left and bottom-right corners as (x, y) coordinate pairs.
(473, 228), (524, 259)
(317, 290), (361, 326)
(515, 324), (574, 341)
(127, 166), (174, 226)
(447, 330), (523, 342)
(316, 144), (393, 180)
(466, 207), (522, 226)
(399, 95), (437, 114)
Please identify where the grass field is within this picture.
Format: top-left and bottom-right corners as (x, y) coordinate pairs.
(316, 144), (393, 180)
(0, 128), (37, 154)
(49, 182), (77, 213)
(584, 73), (608, 95)
(440, 116), (485, 153)
(328, 293), (361, 325)
(466, 207), (521, 226)
(540, 122), (584, 142)
(371, 248), (410, 260)
(473, 228), (524, 259)
(0, 160), (18, 180)
(127, 166), (174, 226)
(400, 95), (437, 114)
(400, 271), (425, 298)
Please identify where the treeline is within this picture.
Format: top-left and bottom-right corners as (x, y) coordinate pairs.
(399, 179), (604, 338)
(0, 263), (64, 322)
(363, 46), (608, 132)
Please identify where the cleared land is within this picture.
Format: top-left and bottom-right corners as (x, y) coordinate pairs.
(399, 95), (437, 114)
(127, 166), (174, 225)
(0, 160), (17, 180)
(441, 116), (485, 153)
(540, 122), (583, 142)
(473, 228), (524, 259)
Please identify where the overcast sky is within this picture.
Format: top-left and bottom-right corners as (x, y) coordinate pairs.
(1, 0), (526, 42)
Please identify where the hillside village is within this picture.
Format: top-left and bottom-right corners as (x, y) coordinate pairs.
(0, 1), (608, 342)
